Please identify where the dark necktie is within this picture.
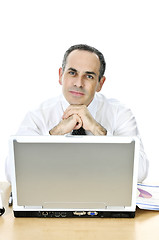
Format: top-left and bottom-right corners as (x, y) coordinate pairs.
(72, 127), (86, 135)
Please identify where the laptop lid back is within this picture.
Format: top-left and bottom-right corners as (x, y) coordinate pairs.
(10, 136), (139, 214)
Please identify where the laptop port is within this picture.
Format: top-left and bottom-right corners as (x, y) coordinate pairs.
(49, 211), (54, 217)
(87, 211), (98, 216)
(61, 212), (67, 217)
(42, 211), (49, 217)
(73, 211), (86, 216)
(55, 212), (61, 217)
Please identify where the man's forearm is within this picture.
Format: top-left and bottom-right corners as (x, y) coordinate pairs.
(49, 125), (64, 135)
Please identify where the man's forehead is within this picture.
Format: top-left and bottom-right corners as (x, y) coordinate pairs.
(67, 49), (99, 61)
(65, 50), (100, 72)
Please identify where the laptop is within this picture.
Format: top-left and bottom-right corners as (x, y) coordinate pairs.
(9, 136), (139, 218)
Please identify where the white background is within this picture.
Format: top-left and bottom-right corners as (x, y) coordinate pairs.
(0, 0), (159, 183)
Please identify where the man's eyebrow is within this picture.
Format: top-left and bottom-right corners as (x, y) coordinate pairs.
(67, 68), (96, 76)
(67, 67), (78, 72)
(85, 71), (97, 76)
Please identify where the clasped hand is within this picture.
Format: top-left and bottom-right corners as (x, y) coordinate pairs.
(49, 105), (107, 136)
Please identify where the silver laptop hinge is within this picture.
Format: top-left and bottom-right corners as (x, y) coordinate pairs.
(24, 206), (43, 209)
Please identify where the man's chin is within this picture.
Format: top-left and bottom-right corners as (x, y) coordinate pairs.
(69, 101), (85, 105)
(66, 96), (85, 105)
(64, 94), (91, 106)
(69, 101), (91, 107)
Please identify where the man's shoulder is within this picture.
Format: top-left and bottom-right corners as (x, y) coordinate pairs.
(39, 95), (62, 109)
(96, 93), (122, 107)
(96, 93), (131, 115)
(29, 95), (62, 116)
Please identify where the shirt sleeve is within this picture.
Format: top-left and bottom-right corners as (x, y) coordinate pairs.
(16, 111), (49, 136)
(114, 104), (149, 183)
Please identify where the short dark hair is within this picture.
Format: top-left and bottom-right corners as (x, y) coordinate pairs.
(62, 44), (106, 81)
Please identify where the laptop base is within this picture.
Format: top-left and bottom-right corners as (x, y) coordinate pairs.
(14, 210), (135, 218)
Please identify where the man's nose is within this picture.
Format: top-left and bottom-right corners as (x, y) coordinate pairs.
(74, 75), (84, 87)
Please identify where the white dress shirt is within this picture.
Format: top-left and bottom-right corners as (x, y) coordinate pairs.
(6, 93), (148, 182)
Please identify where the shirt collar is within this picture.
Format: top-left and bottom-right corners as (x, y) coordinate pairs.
(60, 94), (70, 112)
(60, 93), (98, 119)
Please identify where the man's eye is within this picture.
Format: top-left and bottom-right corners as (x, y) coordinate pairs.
(69, 71), (76, 76)
(87, 75), (93, 79)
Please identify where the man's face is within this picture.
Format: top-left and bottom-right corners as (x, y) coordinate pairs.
(59, 50), (105, 106)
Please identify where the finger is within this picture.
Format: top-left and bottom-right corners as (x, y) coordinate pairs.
(63, 105), (85, 119)
(63, 109), (82, 120)
(64, 104), (82, 113)
(61, 115), (80, 134)
(73, 115), (83, 130)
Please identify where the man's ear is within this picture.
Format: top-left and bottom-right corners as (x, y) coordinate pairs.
(59, 67), (63, 85)
(96, 76), (106, 92)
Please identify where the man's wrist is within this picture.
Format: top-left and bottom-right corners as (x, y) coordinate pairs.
(91, 122), (107, 136)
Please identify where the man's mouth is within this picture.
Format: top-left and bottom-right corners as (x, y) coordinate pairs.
(69, 90), (85, 96)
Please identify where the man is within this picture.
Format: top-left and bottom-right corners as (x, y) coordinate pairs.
(49, 45), (107, 136)
(6, 44), (148, 182)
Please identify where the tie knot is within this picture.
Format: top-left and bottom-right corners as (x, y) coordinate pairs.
(72, 127), (86, 135)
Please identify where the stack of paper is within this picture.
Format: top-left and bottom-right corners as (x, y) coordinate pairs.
(137, 183), (159, 210)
